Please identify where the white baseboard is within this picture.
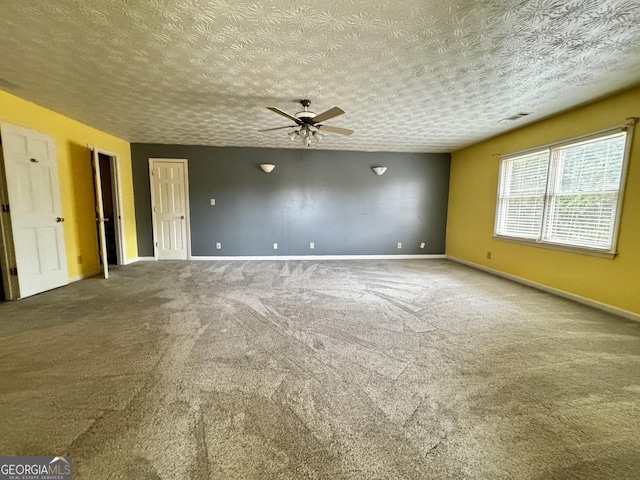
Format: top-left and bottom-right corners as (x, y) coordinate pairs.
(68, 269), (102, 283)
(190, 254), (446, 261)
(122, 257), (140, 265)
(446, 256), (640, 323)
(137, 256), (156, 261)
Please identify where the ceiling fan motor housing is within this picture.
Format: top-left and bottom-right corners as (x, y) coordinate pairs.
(261, 100), (353, 139)
(296, 99), (316, 122)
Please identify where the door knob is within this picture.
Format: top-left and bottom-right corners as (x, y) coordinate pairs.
(181, 215), (185, 219)
(55, 217), (64, 222)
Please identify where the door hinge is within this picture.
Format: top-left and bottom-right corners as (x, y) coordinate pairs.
(155, 242), (158, 247)
(10, 267), (17, 276)
(1, 204), (8, 213)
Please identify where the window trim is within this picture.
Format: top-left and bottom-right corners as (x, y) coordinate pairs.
(493, 120), (636, 257)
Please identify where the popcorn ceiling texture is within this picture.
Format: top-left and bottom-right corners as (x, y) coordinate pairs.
(0, 0), (639, 152)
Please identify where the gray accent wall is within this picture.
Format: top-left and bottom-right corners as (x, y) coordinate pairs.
(131, 144), (450, 257)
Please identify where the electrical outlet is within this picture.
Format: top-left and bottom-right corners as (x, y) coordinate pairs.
(397, 242), (402, 249)
(420, 242), (425, 249)
(210, 199), (216, 206)
(310, 242), (315, 249)
(77, 255), (83, 264)
(273, 243), (278, 250)
(487, 251), (492, 259)
(216, 242), (221, 250)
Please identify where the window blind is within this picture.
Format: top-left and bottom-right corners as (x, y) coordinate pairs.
(495, 129), (629, 252)
(496, 150), (549, 239)
(543, 132), (626, 249)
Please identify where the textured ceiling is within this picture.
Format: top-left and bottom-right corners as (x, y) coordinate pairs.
(0, 0), (639, 152)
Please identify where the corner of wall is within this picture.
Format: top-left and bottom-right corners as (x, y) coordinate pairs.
(446, 86), (640, 315)
(0, 89), (137, 278)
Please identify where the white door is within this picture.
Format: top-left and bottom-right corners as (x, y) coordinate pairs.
(91, 146), (109, 279)
(0, 122), (68, 298)
(149, 159), (189, 260)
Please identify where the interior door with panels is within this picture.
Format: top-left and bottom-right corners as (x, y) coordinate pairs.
(0, 122), (68, 298)
(149, 159), (190, 260)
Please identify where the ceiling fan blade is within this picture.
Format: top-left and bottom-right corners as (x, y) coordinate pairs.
(312, 107), (345, 124)
(267, 107), (300, 123)
(258, 125), (297, 132)
(317, 125), (354, 136)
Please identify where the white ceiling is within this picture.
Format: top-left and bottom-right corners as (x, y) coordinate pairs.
(0, 0), (639, 153)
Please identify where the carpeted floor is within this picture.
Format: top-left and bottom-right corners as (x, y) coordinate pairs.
(0, 259), (638, 479)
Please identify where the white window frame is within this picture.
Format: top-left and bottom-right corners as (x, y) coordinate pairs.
(494, 120), (636, 257)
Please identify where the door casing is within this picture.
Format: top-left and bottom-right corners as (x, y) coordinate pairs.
(0, 146), (18, 300)
(89, 145), (127, 272)
(149, 158), (191, 260)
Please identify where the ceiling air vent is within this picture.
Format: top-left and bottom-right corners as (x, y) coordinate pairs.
(500, 112), (531, 122)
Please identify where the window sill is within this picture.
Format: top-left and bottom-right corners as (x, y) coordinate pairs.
(493, 235), (617, 259)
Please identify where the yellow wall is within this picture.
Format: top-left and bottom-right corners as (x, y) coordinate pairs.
(447, 85), (640, 315)
(0, 90), (138, 278)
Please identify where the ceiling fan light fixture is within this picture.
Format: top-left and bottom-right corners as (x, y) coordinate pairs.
(313, 131), (322, 142)
(289, 131), (298, 140)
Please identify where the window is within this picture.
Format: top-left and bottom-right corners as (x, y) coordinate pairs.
(495, 128), (631, 253)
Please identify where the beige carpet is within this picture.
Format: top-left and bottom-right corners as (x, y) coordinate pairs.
(0, 259), (639, 479)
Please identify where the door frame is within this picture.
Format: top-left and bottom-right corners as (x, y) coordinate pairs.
(92, 147), (109, 279)
(148, 158), (191, 260)
(0, 144), (19, 300)
(88, 145), (126, 267)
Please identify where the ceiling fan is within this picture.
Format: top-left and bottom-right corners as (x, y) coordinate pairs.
(259, 99), (353, 146)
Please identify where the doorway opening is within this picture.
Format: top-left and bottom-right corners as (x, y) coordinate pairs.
(97, 153), (119, 265)
(90, 146), (126, 279)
